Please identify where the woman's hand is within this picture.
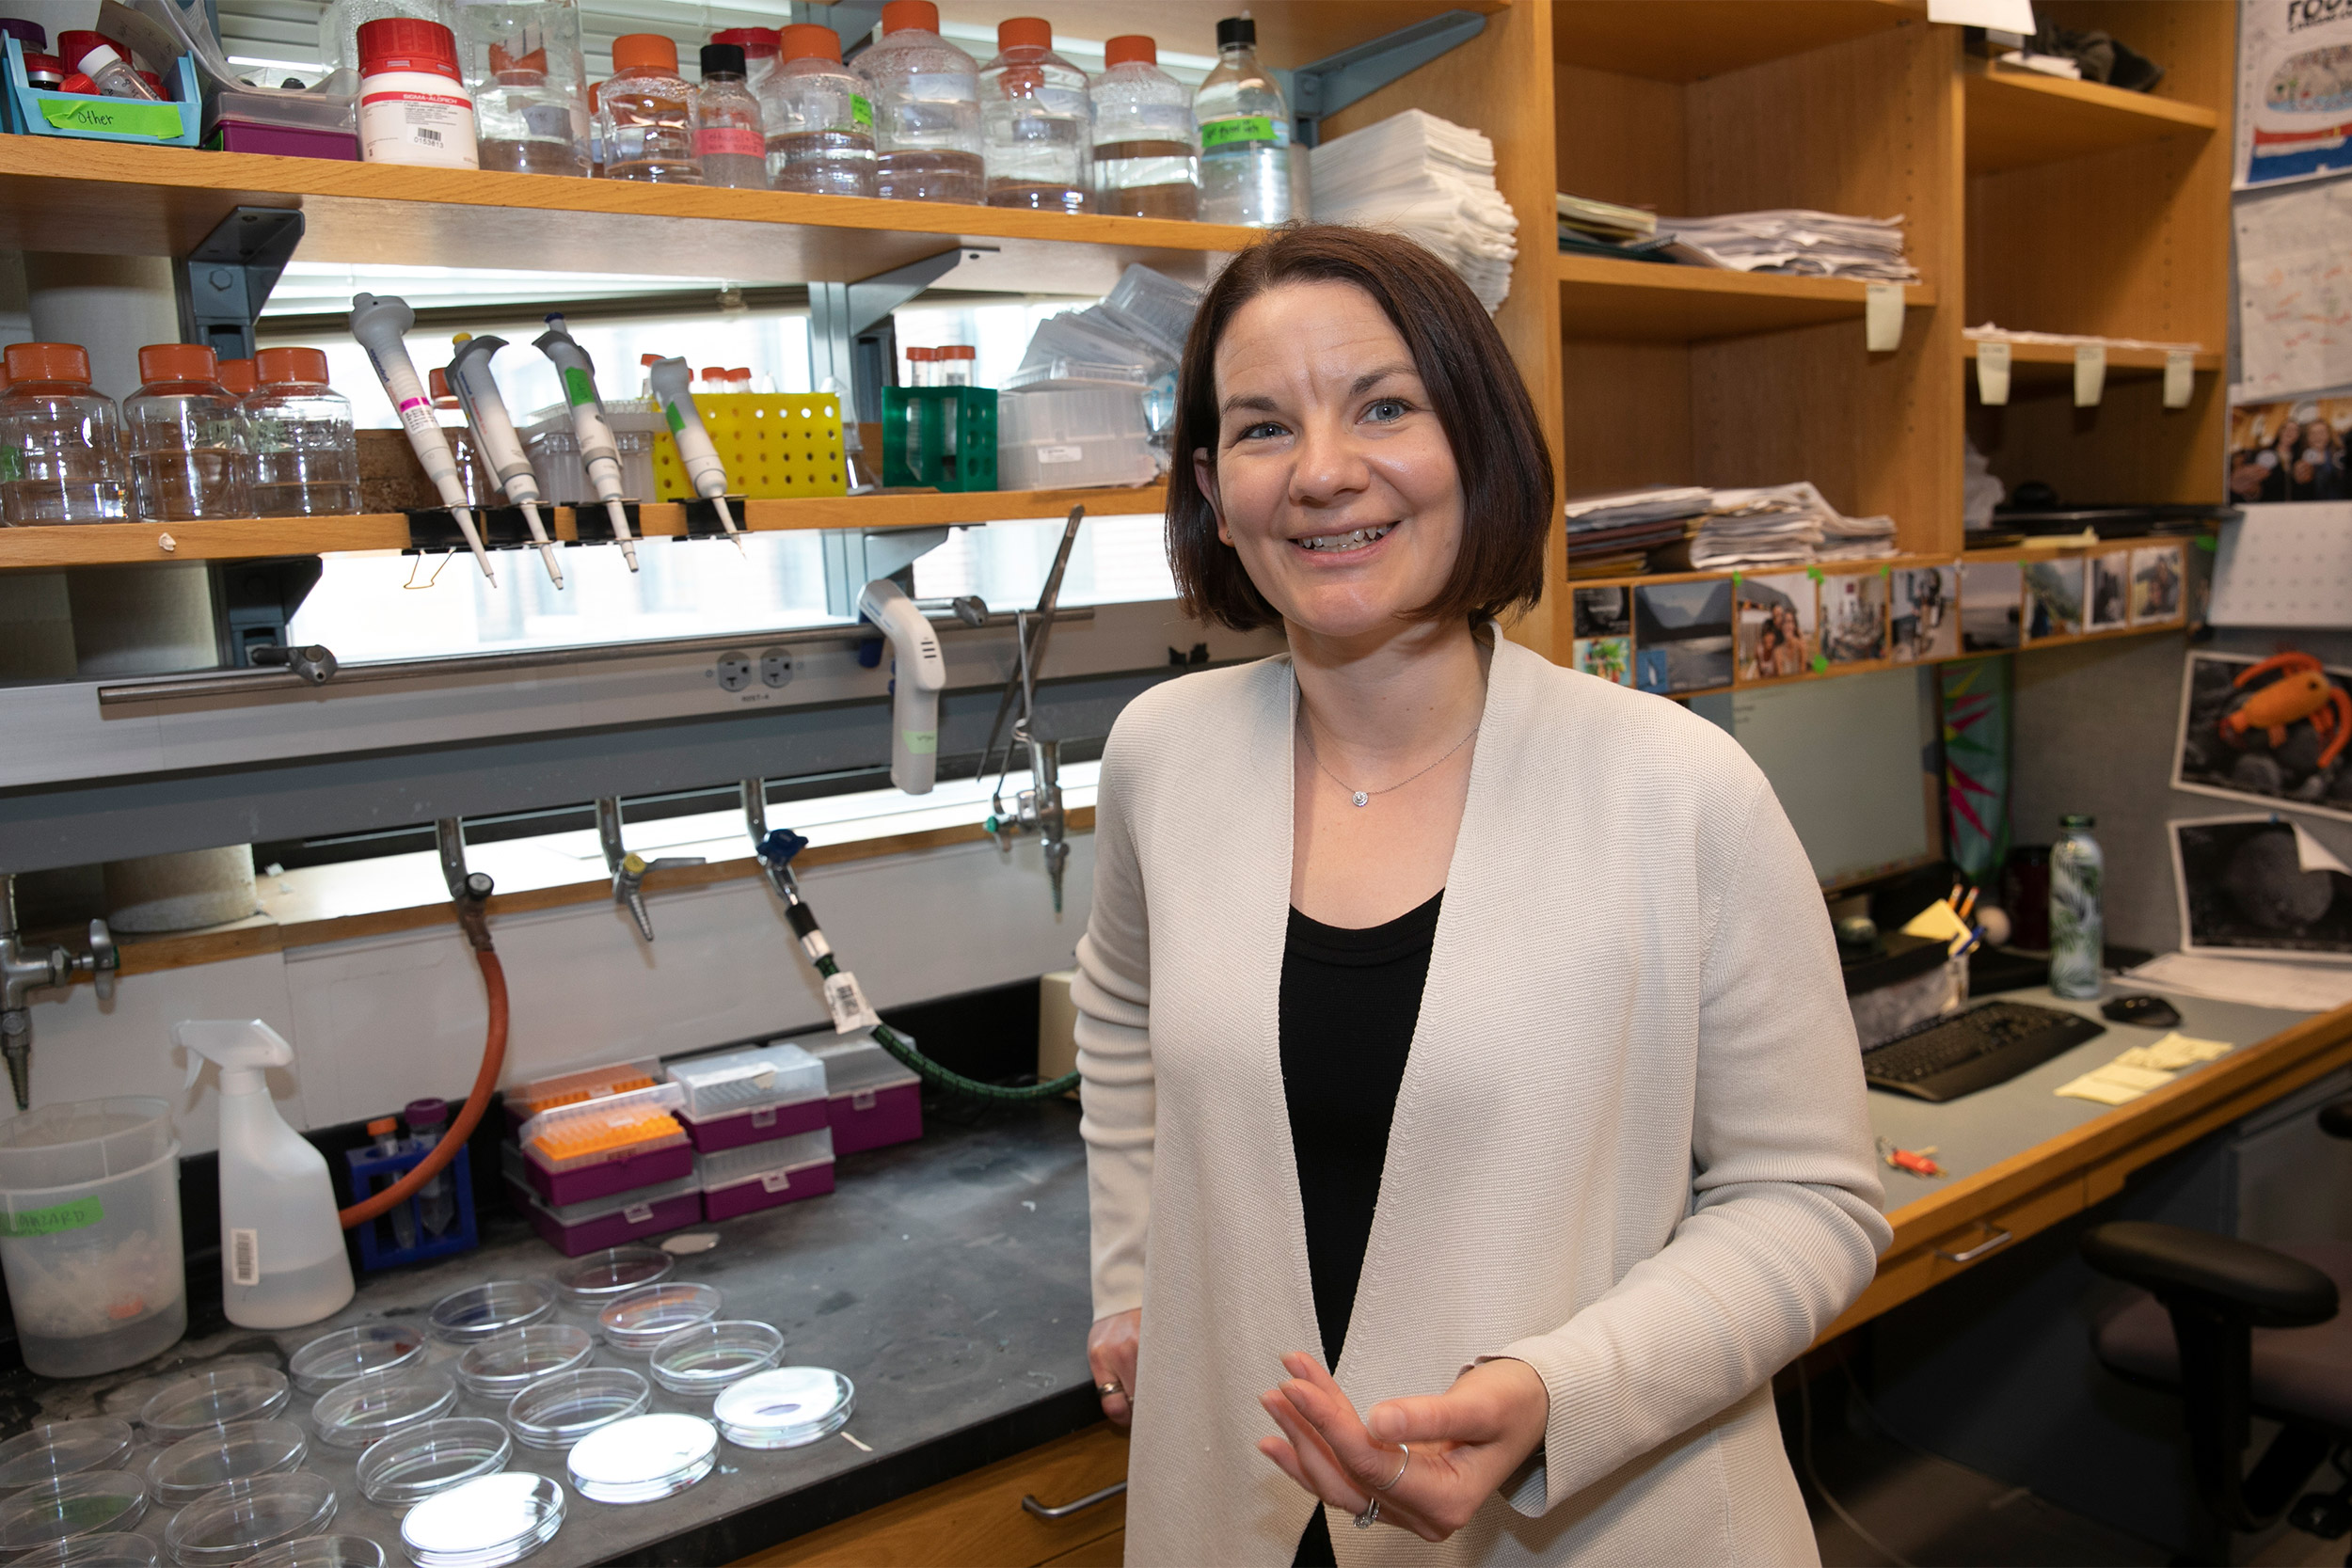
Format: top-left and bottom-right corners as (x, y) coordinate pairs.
(1257, 1353), (1549, 1542)
(1088, 1309), (1141, 1429)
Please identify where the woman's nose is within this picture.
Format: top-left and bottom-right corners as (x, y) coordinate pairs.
(1287, 420), (1369, 505)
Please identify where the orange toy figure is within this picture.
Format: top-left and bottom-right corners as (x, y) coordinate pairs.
(2220, 652), (2352, 769)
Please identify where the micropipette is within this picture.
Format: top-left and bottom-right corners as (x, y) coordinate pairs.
(532, 314), (639, 572)
(445, 333), (564, 588)
(348, 293), (496, 584)
(644, 356), (744, 556)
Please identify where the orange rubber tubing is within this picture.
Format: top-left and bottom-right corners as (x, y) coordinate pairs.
(338, 948), (509, 1229)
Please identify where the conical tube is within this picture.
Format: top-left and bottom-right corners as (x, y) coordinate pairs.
(532, 315), (638, 572)
(348, 293), (495, 583)
(447, 334), (563, 587)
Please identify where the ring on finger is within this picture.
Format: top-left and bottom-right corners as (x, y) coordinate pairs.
(1353, 1496), (1379, 1531)
(1097, 1379), (1124, 1398)
(1375, 1444), (1410, 1492)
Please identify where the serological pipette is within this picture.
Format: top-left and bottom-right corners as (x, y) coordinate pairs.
(644, 356), (744, 556)
(349, 293), (496, 583)
(446, 333), (564, 588)
(532, 314), (639, 572)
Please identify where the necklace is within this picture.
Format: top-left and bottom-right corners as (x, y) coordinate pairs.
(1303, 714), (1482, 807)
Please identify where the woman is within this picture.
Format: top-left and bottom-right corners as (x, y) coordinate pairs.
(1075, 227), (1889, 1565)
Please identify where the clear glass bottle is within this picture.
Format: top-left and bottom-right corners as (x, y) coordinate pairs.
(217, 358), (258, 399)
(455, 0), (591, 175)
(599, 32), (701, 183)
(245, 346), (361, 516)
(2049, 814), (2106, 1000)
(1091, 35), (1197, 221)
(979, 17), (1089, 214)
(0, 342), (132, 525)
(323, 0), (458, 81)
(761, 22), (875, 198)
(693, 42), (768, 189)
(1195, 15), (1290, 227)
(125, 343), (251, 521)
(857, 0), (982, 205)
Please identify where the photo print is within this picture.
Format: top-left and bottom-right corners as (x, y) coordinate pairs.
(1733, 571), (1818, 683)
(1572, 585), (1632, 640)
(2172, 815), (2352, 960)
(2227, 394), (2352, 503)
(2174, 650), (2352, 822)
(2088, 552), (2132, 632)
(1960, 560), (2023, 651)
(2132, 543), (2185, 625)
(1573, 636), (1632, 686)
(1820, 572), (1889, 666)
(1633, 578), (1734, 695)
(2023, 558), (2085, 641)
(1890, 564), (1959, 663)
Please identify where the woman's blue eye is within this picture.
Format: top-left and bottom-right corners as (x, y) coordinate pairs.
(1365, 398), (1408, 421)
(1237, 420), (1285, 441)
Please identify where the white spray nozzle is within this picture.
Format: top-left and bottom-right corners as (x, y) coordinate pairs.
(858, 578), (946, 796)
(175, 1019), (294, 1095)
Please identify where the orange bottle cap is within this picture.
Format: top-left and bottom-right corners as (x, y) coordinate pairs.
(3, 342), (91, 384)
(943, 344), (976, 359)
(700, 366), (726, 381)
(1104, 35), (1156, 68)
(216, 358), (257, 397)
(136, 342), (218, 385)
(996, 16), (1051, 52)
(779, 23), (841, 63)
(367, 1117), (398, 1136)
(429, 367), (456, 404)
(905, 346), (934, 361)
(255, 346), (330, 387)
(641, 353), (662, 365)
(610, 32), (678, 73)
(880, 1), (938, 38)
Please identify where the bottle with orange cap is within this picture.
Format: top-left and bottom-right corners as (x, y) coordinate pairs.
(1090, 35), (1197, 221)
(599, 33), (702, 183)
(978, 17), (1090, 214)
(244, 348), (361, 516)
(855, 1), (981, 205)
(758, 23), (873, 198)
(0, 342), (134, 526)
(216, 359), (259, 400)
(124, 343), (251, 522)
(357, 17), (480, 168)
(455, 0), (591, 176)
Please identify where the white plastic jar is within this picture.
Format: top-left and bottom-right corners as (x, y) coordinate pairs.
(358, 16), (480, 167)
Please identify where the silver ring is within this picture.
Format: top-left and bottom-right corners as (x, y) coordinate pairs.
(1375, 1444), (1410, 1491)
(1353, 1496), (1379, 1530)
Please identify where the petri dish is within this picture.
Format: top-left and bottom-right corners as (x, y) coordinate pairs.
(288, 1323), (425, 1394)
(357, 1417), (511, 1507)
(0, 1471), (149, 1553)
(15, 1534), (162, 1567)
(428, 1281), (556, 1345)
(597, 1282), (721, 1354)
(453, 1325), (594, 1402)
(401, 1472), (564, 1568)
(310, 1366), (457, 1449)
(551, 1246), (672, 1310)
(646, 1321), (784, 1396)
(162, 1472), (336, 1567)
(138, 1365), (292, 1443)
(241, 1538), (385, 1568)
(0, 1419), (135, 1492)
(564, 1414), (716, 1505)
(144, 1418), (308, 1506)
(711, 1367), (855, 1450)
(503, 1369), (648, 1452)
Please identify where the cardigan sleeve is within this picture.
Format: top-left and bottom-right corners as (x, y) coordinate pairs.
(1073, 726), (1156, 1322)
(1489, 770), (1893, 1517)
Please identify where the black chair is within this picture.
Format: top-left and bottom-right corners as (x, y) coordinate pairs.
(2080, 1100), (2352, 1560)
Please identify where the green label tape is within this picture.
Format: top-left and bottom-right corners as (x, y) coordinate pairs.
(663, 404), (685, 434)
(1200, 115), (1276, 150)
(903, 729), (938, 755)
(1806, 565), (1824, 582)
(1812, 654), (1829, 673)
(40, 98), (183, 137)
(561, 366), (596, 407)
(0, 1196), (103, 1238)
(850, 94), (873, 132)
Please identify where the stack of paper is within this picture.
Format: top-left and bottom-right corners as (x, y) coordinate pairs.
(1557, 193), (1656, 241)
(1689, 482), (1898, 571)
(1655, 210), (1916, 281)
(1562, 485), (1709, 576)
(1311, 110), (1518, 313)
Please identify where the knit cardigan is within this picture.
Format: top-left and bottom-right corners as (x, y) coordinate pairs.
(1073, 638), (1892, 1566)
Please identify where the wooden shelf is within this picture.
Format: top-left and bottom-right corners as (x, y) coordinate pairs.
(1963, 338), (2222, 395)
(1552, 0), (1921, 83)
(1557, 253), (1933, 342)
(1963, 60), (2218, 175)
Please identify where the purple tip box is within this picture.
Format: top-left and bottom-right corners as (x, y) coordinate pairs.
(696, 1129), (835, 1222)
(801, 1031), (923, 1156)
(501, 1146), (701, 1258)
(666, 1041), (831, 1154)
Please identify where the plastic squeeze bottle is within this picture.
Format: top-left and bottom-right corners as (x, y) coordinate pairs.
(174, 1021), (356, 1329)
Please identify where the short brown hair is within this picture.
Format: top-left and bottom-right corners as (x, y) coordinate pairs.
(1166, 225), (1553, 632)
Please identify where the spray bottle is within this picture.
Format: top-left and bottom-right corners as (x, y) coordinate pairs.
(857, 578), (946, 794)
(532, 315), (639, 572)
(445, 334), (564, 588)
(348, 294), (495, 584)
(173, 1020), (355, 1329)
(644, 356), (743, 555)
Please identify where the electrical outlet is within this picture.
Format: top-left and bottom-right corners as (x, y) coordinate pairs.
(759, 648), (794, 689)
(714, 651), (754, 692)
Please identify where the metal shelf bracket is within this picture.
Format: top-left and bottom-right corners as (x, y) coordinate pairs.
(1280, 9), (1488, 148)
(175, 205), (305, 362)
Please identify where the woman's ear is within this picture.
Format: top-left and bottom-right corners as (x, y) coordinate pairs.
(1194, 449), (1232, 546)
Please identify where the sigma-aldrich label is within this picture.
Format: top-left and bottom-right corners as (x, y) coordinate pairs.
(359, 76), (480, 168)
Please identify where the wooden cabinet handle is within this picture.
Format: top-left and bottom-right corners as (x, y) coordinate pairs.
(1021, 1481), (1127, 1520)
(1935, 1225), (2014, 1264)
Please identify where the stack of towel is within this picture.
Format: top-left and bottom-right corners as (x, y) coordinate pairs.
(1310, 110), (1518, 313)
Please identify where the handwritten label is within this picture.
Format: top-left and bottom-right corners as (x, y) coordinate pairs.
(0, 1196), (103, 1238)
(39, 97), (183, 137)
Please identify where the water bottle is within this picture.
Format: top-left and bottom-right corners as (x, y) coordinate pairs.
(979, 17), (1090, 214)
(125, 343), (251, 522)
(0, 343), (133, 525)
(761, 23), (875, 196)
(244, 347), (361, 516)
(599, 32), (701, 183)
(857, 0), (982, 205)
(1090, 35), (1196, 221)
(2049, 814), (2105, 999)
(454, 0), (591, 175)
(1195, 15), (1289, 227)
(694, 42), (769, 189)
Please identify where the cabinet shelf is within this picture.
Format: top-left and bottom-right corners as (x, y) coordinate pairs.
(1963, 60), (2218, 175)
(1557, 252), (1934, 342)
(1551, 0), (1920, 83)
(1963, 338), (2222, 395)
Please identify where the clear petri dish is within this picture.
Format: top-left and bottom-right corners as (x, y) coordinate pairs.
(551, 1246), (672, 1310)
(356, 1417), (511, 1507)
(0, 1419), (135, 1492)
(144, 1418), (308, 1506)
(310, 1366), (457, 1449)
(138, 1365), (292, 1443)
(241, 1537), (385, 1568)
(503, 1368), (648, 1452)
(646, 1321), (784, 1396)
(711, 1367), (855, 1450)
(597, 1282), (721, 1354)
(161, 1472), (336, 1567)
(428, 1281), (557, 1345)
(288, 1323), (425, 1394)
(14, 1533), (163, 1567)
(564, 1414), (716, 1505)
(400, 1472), (564, 1568)
(453, 1325), (593, 1401)
(0, 1471), (149, 1553)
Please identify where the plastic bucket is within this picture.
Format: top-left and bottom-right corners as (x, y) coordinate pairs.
(0, 1099), (185, 1377)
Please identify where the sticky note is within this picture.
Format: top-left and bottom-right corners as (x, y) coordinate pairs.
(2057, 1062), (2175, 1105)
(1902, 901), (1971, 945)
(2164, 350), (2194, 408)
(1867, 284), (1904, 352)
(2114, 1033), (2233, 1071)
(2074, 341), (2106, 407)
(1977, 340), (2011, 404)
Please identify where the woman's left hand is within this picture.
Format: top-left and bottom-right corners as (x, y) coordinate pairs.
(1256, 1352), (1550, 1542)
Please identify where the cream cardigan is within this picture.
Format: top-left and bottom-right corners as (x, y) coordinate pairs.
(1073, 639), (1892, 1566)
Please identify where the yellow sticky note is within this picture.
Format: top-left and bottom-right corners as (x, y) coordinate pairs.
(2057, 1061), (2175, 1105)
(1903, 901), (1971, 945)
(2116, 1032), (2233, 1071)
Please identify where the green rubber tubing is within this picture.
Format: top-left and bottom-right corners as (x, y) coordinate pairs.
(813, 954), (1081, 1103)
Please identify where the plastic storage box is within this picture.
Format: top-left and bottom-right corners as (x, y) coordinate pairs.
(803, 1031), (922, 1156)
(3, 38), (200, 146)
(516, 1083), (691, 1206)
(664, 1042), (827, 1153)
(521, 409), (662, 505)
(882, 388), (996, 492)
(997, 384), (1156, 491)
(696, 1129), (834, 1222)
(501, 1147), (701, 1258)
(204, 80), (358, 158)
(650, 393), (846, 499)
(503, 1059), (661, 1132)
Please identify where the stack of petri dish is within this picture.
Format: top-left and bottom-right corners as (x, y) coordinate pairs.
(564, 1414), (716, 1504)
(646, 1321), (784, 1396)
(0, 1471), (149, 1555)
(15, 1535), (162, 1566)
(356, 1418), (511, 1507)
(242, 1538), (384, 1568)
(428, 1281), (556, 1344)
(138, 1366), (291, 1442)
(453, 1325), (593, 1402)
(400, 1472), (565, 1568)
(310, 1366), (457, 1449)
(0, 1420), (134, 1493)
(597, 1282), (720, 1354)
(504, 1368), (649, 1452)
(161, 1473), (336, 1566)
(551, 1245), (672, 1313)
(144, 1419), (308, 1505)
(288, 1323), (425, 1395)
(710, 1367), (855, 1450)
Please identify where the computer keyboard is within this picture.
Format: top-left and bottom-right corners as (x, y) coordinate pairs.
(1863, 1001), (2106, 1102)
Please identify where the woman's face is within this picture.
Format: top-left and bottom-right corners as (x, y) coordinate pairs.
(1194, 280), (1466, 643)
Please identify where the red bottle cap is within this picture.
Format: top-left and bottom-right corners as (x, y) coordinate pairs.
(711, 27), (779, 58)
(216, 358), (257, 396)
(358, 17), (461, 80)
(57, 72), (95, 94)
(881, 1), (938, 38)
(779, 24), (841, 64)
(905, 346), (934, 362)
(488, 41), (547, 79)
(56, 30), (124, 72)
(641, 353), (662, 366)
(22, 52), (65, 84)
(609, 33), (678, 73)
(136, 342), (218, 386)
(4, 343), (91, 385)
(135, 70), (165, 95)
(1104, 35), (1157, 68)
(700, 365), (726, 381)
(942, 344), (976, 359)
(255, 346), (330, 387)
(429, 367), (457, 404)
(996, 17), (1051, 52)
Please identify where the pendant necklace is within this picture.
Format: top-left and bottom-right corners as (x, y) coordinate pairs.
(1304, 714), (1482, 807)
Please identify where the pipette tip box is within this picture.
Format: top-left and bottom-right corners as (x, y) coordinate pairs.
(802, 1031), (923, 1156)
(501, 1148), (701, 1258)
(665, 1042), (828, 1153)
(503, 1060), (662, 1132)
(516, 1084), (691, 1207)
(695, 1130), (835, 1222)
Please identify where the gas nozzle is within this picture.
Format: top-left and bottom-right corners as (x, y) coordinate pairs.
(447, 334), (563, 588)
(645, 356), (743, 555)
(532, 314), (638, 572)
(858, 578), (947, 796)
(595, 799), (702, 942)
(349, 293), (495, 584)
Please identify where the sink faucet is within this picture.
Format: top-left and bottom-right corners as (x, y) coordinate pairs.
(0, 875), (119, 1111)
(596, 799), (704, 942)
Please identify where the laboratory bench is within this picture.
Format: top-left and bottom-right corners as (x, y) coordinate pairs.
(0, 1100), (1116, 1568)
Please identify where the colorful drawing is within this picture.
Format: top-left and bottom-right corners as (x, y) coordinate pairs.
(1573, 636), (1632, 686)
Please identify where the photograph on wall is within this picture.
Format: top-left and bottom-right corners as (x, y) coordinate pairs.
(2236, 0), (2352, 188)
(1960, 560), (2022, 651)
(2228, 393), (2352, 502)
(2023, 559), (2085, 641)
(1890, 564), (1959, 663)
(2088, 552), (2132, 632)
(1573, 636), (1632, 687)
(2174, 650), (2352, 822)
(1633, 578), (1734, 695)
(1572, 585), (1632, 640)
(2132, 543), (2187, 625)
(1733, 571), (1817, 683)
(1820, 572), (1889, 666)
(2172, 815), (2352, 961)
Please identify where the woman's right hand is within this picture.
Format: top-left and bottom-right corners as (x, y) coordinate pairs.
(1087, 1308), (1141, 1429)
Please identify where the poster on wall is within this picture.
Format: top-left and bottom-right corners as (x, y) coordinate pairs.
(2173, 649), (2352, 821)
(2236, 181), (2352, 399)
(2171, 815), (2352, 961)
(2228, 392), (2352, 501)
(2236, 0), (2352, 189)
